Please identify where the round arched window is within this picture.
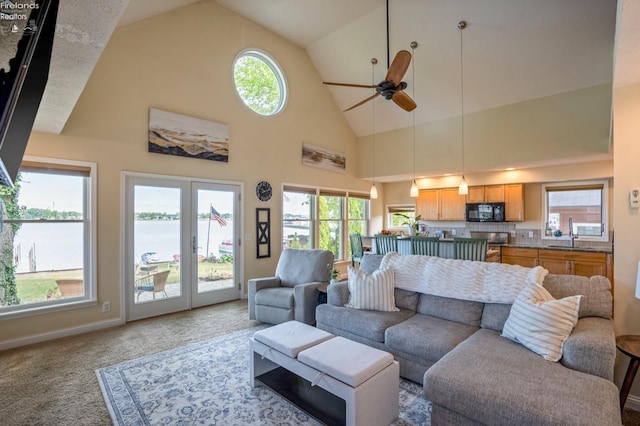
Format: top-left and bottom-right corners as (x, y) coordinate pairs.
(233, 50), (287, 116)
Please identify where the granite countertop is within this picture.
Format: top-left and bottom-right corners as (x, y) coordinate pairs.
(501, 243), (612, 254)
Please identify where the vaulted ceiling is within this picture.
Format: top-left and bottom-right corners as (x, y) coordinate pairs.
(31, 0), (639, 153)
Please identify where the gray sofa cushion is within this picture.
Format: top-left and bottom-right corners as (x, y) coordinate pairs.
(561, 316), (616, 380)
(275, 248), (333, 287)
(424, 329), (621, 426)
(543, 274), (612, 318)
(314, 303), (414, 343)
(385, 314), (479, 363)
(255, 287), (294, 309)
(417, 294), (484, 327)
(358, 254), (384, 273)
(480, 303), (512, 331)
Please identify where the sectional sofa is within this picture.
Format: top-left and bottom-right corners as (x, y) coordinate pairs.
(315, 253), (621, 425)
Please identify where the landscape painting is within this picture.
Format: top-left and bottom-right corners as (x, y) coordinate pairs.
(148, 108), (229, 163)
(302, 143), (346, 173)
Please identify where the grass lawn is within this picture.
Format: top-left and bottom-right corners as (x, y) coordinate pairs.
(15, 259), (234, 304)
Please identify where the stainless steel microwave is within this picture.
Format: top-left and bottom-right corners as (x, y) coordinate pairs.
(465, 202), (505, 222)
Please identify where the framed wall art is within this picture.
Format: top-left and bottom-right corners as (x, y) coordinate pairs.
(148, 108), (229, 163)
(256, 208), (271, 258)
(302, 143), (345, 173)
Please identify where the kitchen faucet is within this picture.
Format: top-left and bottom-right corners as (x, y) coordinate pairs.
(568, 217), (578, 248)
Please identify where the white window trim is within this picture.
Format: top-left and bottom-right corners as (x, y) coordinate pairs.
(387, 204), (416, 231)
(0, 156), (97, 320)
(540, 179), (609, 243)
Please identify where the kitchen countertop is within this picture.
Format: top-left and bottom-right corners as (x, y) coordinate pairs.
(501, 243), (612, 254)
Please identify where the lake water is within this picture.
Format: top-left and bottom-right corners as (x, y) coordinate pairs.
(13, 220), (309, 273)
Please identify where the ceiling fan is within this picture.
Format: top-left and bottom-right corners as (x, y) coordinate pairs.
(322, 50), (417, 112)
(322, 0), (416, 113)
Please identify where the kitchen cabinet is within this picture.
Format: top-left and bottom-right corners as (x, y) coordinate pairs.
(416, 188), (465, 221)
(538, 250), (609, 280)
(467, 185), (505, 203)
(501, 247), (539, 268)
(416, 189), (439, 220)
(505, 184), (524, 221)
(439, 188), (466, 220)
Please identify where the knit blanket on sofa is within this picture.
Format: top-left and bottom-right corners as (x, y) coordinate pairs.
(379, 252), (548, 304)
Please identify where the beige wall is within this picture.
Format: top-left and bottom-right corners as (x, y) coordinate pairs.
(612, 82), (640, 396)
(358, 85), (612, 181)
(0, 2), (369, 345)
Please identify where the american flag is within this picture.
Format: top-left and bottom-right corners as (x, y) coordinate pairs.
(210, 205), (227, 227)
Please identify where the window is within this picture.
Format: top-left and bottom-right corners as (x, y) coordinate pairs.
(388, 205), (416, 229)
(0, 159), (96, 317)
(233, 49), (287, 116)
(542, 180), (608, 241)
(283, 186), (369, 261)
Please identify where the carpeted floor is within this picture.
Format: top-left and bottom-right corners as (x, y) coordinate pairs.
(1, 299), (639, 425)
(0, 300), (259, 426)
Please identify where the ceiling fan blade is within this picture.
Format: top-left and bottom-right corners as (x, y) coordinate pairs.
(344, 93), (380, 112)
(322, 81), (377, 89)
(392, 90), (417, 112)
(385, 50), (411, 86)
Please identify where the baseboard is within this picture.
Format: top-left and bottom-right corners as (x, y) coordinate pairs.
(0, 317), (124, 351)
(626, 394), (640, 412)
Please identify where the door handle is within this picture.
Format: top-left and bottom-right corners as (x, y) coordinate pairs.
(192, 236), (197, 254)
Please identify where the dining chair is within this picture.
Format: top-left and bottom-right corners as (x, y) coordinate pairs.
(374, 234), (398, 255)
(349, 233), (365, 267)
(453, 237), (488, 261)
(411, 236), (440, 256)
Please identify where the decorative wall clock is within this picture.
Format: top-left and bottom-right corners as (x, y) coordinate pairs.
(255, 180), (273, 202)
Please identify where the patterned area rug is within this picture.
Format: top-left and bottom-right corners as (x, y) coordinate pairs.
(96, 326), (431, 425)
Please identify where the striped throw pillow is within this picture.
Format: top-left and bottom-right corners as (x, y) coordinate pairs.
(502, 282), (581, 362)
(345, 266), (399, 312)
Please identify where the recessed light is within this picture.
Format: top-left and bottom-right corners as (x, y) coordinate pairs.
(505, 167), (516, 171)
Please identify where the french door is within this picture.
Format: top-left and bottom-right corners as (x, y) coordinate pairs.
(125, 174), (241, 321)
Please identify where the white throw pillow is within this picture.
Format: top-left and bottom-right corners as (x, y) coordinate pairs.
(345, 266), (399, 312)
(502, 282), (581, 362)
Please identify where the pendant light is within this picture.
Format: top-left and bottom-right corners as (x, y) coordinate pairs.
(409, 41), (419, 198)
(458, 20), (468, 196)
(370, 58), (378, 199)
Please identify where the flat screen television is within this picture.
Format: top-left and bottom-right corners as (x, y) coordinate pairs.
(0, 0), (58, 187)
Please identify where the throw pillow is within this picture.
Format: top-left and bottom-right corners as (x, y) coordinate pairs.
(345, 266), (399, 312)
(502, 282), (581, 362)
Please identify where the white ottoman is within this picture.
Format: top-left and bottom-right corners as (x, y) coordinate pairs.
(250, 321), (399, 426)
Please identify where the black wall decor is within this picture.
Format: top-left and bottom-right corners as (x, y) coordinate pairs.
(256, 208), (271, 258)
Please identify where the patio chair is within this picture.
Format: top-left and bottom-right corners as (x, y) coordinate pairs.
(411, 236), (440, 256)
(135, 269), (171, 301)
(248, 248), (333, 325)
(453, 237), (488, 261)
(349, 233), (364, 267)
(374, 234), (398, 254)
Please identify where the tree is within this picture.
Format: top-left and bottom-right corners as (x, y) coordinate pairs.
(0, 175), (24, 305)
(233, 55), (281, 115)
(318, 196), (340, 258)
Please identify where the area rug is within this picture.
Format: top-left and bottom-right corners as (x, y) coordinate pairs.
(96, 326), (431, 425)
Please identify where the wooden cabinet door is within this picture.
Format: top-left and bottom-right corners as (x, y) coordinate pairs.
(501, 247), (538, 267)
(539, 258), (571, 274)
(505, 184), (524, 221)
(416, 189), (439, 220)
(439, 188), (465, 221)
(485, 185), (505, 202)
(573, 261), (607, 278)
(466, 186), (485, 203)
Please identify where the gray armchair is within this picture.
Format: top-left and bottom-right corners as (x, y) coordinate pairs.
(248, 249), (334, 325)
